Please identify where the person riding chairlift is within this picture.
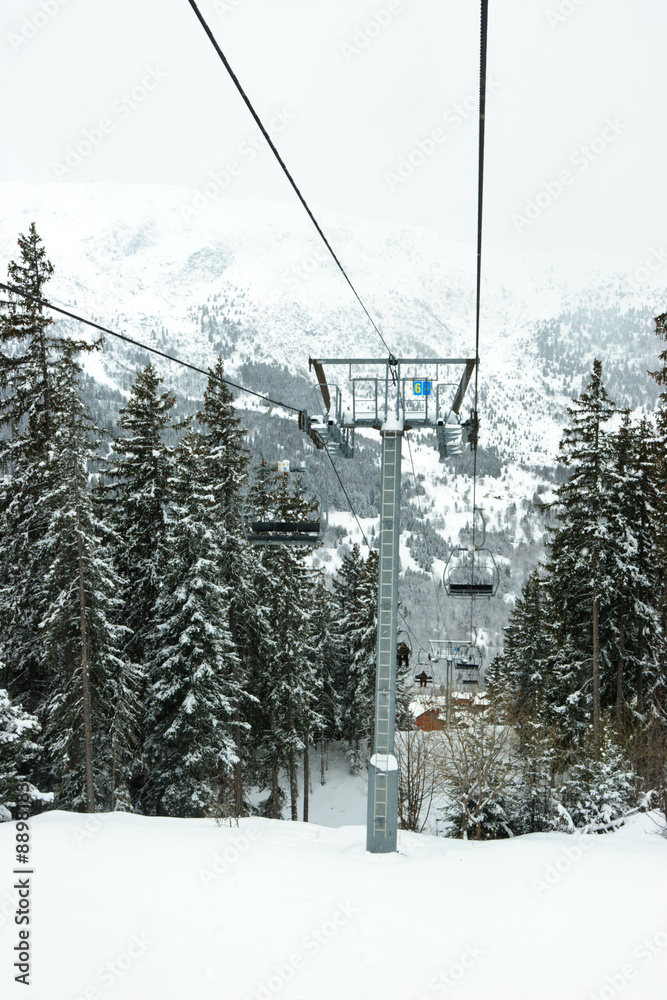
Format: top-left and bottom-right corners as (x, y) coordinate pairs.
(397, 641), (410, 667)
(417, 669), (429, 689)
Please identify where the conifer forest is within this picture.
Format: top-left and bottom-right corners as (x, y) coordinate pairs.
(1, 225), (666, 843)
(3, 3), (667, 996)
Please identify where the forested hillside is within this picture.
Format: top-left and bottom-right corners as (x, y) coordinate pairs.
(1, 224), (666, 837)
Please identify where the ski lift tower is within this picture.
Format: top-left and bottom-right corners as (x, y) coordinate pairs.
(306, 354), (477, 853)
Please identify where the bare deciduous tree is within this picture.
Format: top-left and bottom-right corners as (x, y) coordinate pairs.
(395, 728), (441, 832)
(435, 713), (518, 840)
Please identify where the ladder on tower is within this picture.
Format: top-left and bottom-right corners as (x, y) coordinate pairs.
(370, 430), (401, 846)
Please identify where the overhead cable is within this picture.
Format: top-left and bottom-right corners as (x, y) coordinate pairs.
(183, 0), (395, 361)
(469, 0), (489, 637)
(0, 281), (302, 415)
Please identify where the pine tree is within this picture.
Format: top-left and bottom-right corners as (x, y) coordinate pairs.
(649, 312), (667, 673)
(106, 363), (176, 665)
(246, 463), (322, 819)
(604, 414), (662, 729)
(195, 360), (256, 815)
(553, 723), (639, 832)
(307, 575), (341, 813)
(0, 226), (94, 714)
(0, 222), (56, 455)
(487, 573), (552, 723)
(332, 544), (373, 771)
(647, 311), (667, 817)
(0, 686), (42, 822)
(546, 360), (616, 741)
(38, 342), (129, 812)
(142, 431), (243, 817)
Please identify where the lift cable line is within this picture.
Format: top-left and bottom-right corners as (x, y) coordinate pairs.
(0, 282), (303, 416)
(469, 0), (489, 638)
(184, 0), (395, 364)
(0, 284), (421, 645)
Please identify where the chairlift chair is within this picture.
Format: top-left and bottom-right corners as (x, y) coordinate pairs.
(414, 669), (433, 689)
(396, 630), (412, 668)
(444, 509), (499, 599)
(241, 460), (325, 547)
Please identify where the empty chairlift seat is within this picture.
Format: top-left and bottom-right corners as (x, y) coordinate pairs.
(444, 547), (499, 599)
(242, 460), (325, 547)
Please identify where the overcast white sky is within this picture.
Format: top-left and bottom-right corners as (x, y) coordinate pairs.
(1, 0), (665, 262)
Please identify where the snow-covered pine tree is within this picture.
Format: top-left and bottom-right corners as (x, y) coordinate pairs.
(38, 341), (130, 812)
(512, 715), (560, 834)
(604, 414), (662, 730)
(307, 575), (341, 812)
(0, 685), (42, 822)
(546, 359), (616, 742)
(553, 722), (639, 832)
(649, 312), (667, 670)
(142, 430), (243, 818)
(332, 544), (373, 772)
(0, 226), (94, 715)
(246, 463), (322, 819)
(195, 359), (257, 815)
(647, 311), (667, 818)
(486, 573), (558, 732)
(106, 363), (176, 666)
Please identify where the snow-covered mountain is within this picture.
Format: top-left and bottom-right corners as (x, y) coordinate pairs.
(1, 183), (663, 447)
(1, 182), (664, 661)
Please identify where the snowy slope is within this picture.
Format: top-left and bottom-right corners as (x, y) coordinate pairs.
(1, 808), (666, 999)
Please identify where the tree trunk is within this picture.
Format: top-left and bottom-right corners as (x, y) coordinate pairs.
(271, 767), (280, 818)
(636, 628), (645, 715)
(616, 615), (625, 732)
(320, 735), (326, 786)
(592, 592), (601, 741)
(303, 729), (309, 823)
(270, 710), (280, 819)
(287, 701), (298, 821)
(37, 326), (52, 444)
(74, 456), (95, 813)
(289, 749), (298, 821)
(233, 704), (243, 818)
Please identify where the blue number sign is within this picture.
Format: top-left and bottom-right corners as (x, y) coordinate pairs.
(413, 379), (431, 396)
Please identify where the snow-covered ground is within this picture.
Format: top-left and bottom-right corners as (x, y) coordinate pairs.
(2, 798), (666, 1000)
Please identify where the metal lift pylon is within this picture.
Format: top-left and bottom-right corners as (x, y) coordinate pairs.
(367, 416), (402, 852)
(306, 355), (477, 853)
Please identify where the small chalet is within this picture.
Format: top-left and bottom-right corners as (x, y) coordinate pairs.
(414, 708), (446, 732)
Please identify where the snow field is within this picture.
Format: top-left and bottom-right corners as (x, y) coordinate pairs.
(1, 809), (666, 1000)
